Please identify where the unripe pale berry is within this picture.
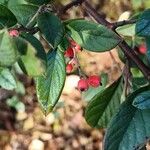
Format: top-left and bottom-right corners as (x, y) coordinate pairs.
(69, 39), (82, 52)
(88, 75), (101, 87)
(9, 30), (19, 37)
(69, 39), (77, 46)
(77, 79), (89, 91)
(138, 44), (147, 54)
(74, 44), (82, 52)
(64, 47), (74, 58)
(66, 64), (73, 73)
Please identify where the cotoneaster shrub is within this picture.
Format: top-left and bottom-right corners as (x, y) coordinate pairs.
(0, 0), (150, 149)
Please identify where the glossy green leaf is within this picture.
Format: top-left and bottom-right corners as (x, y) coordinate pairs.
(146, 37), (150, 64)
(136, 9), (150, 37)
(8, 0), (27, 7)
(0, 0), (7, 5)
(38, 12), (64, 48)
(35, 49), (66, 114)
(0, 30), (18, 66)
(85, 77), (123, 128)
(132, 90), (150, 109)
(0, 4), (17, 29)
(9, 4), (38, 26)
(0, 68), (17, 90)
(116, 24), (136, 37)
(65, 19), (121, 52)
(104, 86), (150, 150)
(25, 0), (50, 5)
(58, 37), (69, 52)
(17, 34), (47, 76)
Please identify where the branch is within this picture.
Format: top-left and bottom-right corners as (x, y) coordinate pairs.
(58, 0), (85, 15)
(82, 1), (150, 80)
(111, 19), (137, 30)
(82, 1), (112, 27)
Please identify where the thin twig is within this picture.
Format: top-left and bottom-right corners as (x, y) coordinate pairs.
(26, 5), (46, 28)
(111, 19), (137, 30)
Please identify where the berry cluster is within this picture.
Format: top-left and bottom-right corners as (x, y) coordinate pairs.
(65, 39), (82, 73)
(77, 75), (101, 92)
(64, 39), (102, 92)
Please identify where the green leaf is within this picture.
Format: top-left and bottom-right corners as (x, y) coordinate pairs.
(104, 86), (150, 150)
(146, 37), (150, 64)
(35, 49), (66, 114)
(131, 68), (149, 91)
(82, 73), (108, 102)
(37, 12), (64, 48)
(85, 77), (123, 128)
(0, 0), (7, 5)
(0, 4), (17, 29)
(136, 9), (150, 37)
(116, 24), (136, 37)
(17, 34), (47, 76)
(58, 37), (69, 52)
(8, 0), (27, 7)
(132, 90), (150, 109)
(65, 19), (121, 52)
(9, 4), (38, 26)
(25, 0), (50, 5)
(0, 30), (18, 66)
(0, 68), (17, 90)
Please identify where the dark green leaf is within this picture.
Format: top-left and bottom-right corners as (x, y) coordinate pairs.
(9, 4), (38, 26)
(85, 77), (123, 128)
(0, 4), (17, 29)
(104, 86), (150, 150)
(38, 12), (64, 48)
(146, 37), (150, 64)
(65, 19), (121, 52)
(25, 0), (50, 5)
(35, 49), (66, 114)
(132, 90), (150, 109)
(0, 30), (18, 66)
(131, 68), (149, 91)
(136, 9), (150, 37)
(0, 68), (17, 90)
(58, 37), (69, 52)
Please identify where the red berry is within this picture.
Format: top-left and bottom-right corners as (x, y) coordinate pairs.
(138, 44), (147, 54)
(9, 30), (19, 37)
(77, 79), (89, 91)
(64, 47), (74, 58)
(88, 75), (101, 88)
(66, 64), (73, 73)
